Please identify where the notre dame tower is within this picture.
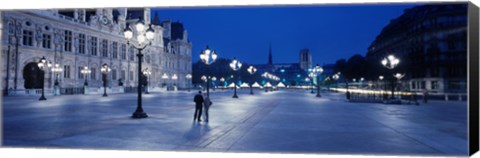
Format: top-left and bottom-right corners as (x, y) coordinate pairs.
(299, 49), (312, 71)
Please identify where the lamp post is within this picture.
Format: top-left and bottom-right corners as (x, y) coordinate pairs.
(393, 73), (405, 99)
(81, 66), (91, 86)
(230, 57), (242, 98)
(101, 63), (111, 97)
(220, 77), (225, 89)
(325, 77), (331, 91)
(379, 75), (385, 100)
(37, 56), (52, 100)
(381, 54), (400, 99)
(123, 19), (155, 118)
(211, 76), (217, 91)
(247, 66), (257, 95)
(308, 72), (316, 94)
(186, 74), (192, 92)
(313, 64), (323, 97)
(172, 73), (178, 91)
(142, 68), (151, 94)
(305, 77), (310, 90)
(200, 46), (218, 97)
(162, 73), (169, 89)
(332, 73), (340, 92)
(51, 64), (63, 86)
(51, 63), (63, 96)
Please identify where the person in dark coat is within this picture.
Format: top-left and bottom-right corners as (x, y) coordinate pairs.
(193, 91), (204, 122)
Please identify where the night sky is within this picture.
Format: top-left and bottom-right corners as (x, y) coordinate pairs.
(152, 3), (421, 65)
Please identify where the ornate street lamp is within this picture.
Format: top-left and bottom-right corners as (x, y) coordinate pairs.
(81, 66), (91, 86)
(312, 64), (323, 97)
(51, 63), (63, 96)
(305, 77), (310, 86)
(382, 55), (400, 69)
(100, 63), (111, 97)
(230, 57), (242, 98)
(211, 76), (217, 91)
(142, 68), (151, 94)
(308, 72), (316, 94)
(123, 19), (155, 118)
(381, 54), (400, 99)
(37, 56), (52, 101)
(220, 77), (225, 88)
(200, 45), (218, 97)
(162, 73), (169, 89)
(186, 74), (192, 92)
(393, 73), (405, 80)
(172, 73), (178, 91)
(247, 66), (257, 95)
(324, 77), (331, 91)
(332, 73), (340, 92)
(393, 73), (405, 98)
(379, 75), (385, 100)
(51, 64), (63, 86)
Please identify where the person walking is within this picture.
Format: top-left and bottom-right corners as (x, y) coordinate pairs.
(203, 94), (212, 122)
(193, 91), (204, 122)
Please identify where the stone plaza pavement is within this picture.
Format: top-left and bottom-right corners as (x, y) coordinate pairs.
(1, 89), (468, 156)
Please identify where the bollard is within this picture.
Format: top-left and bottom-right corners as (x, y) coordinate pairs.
(458, 94), (462, 101)
(445, 94), (448, 101)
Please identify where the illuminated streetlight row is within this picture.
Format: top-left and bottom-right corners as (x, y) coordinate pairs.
(36, 56), (66, 100)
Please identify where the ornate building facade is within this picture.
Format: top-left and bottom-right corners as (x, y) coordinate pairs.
(1, 8), (192, 95)
(365, 4), (468, 95)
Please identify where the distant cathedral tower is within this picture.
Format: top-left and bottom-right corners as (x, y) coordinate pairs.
(268, 44), (273, 65)
(299, 49), (312, 70)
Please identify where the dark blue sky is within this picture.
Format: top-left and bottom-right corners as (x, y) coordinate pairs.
(153, 3), (420, 65)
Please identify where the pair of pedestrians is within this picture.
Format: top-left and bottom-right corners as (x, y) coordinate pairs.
(193, 91), (212, 122)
